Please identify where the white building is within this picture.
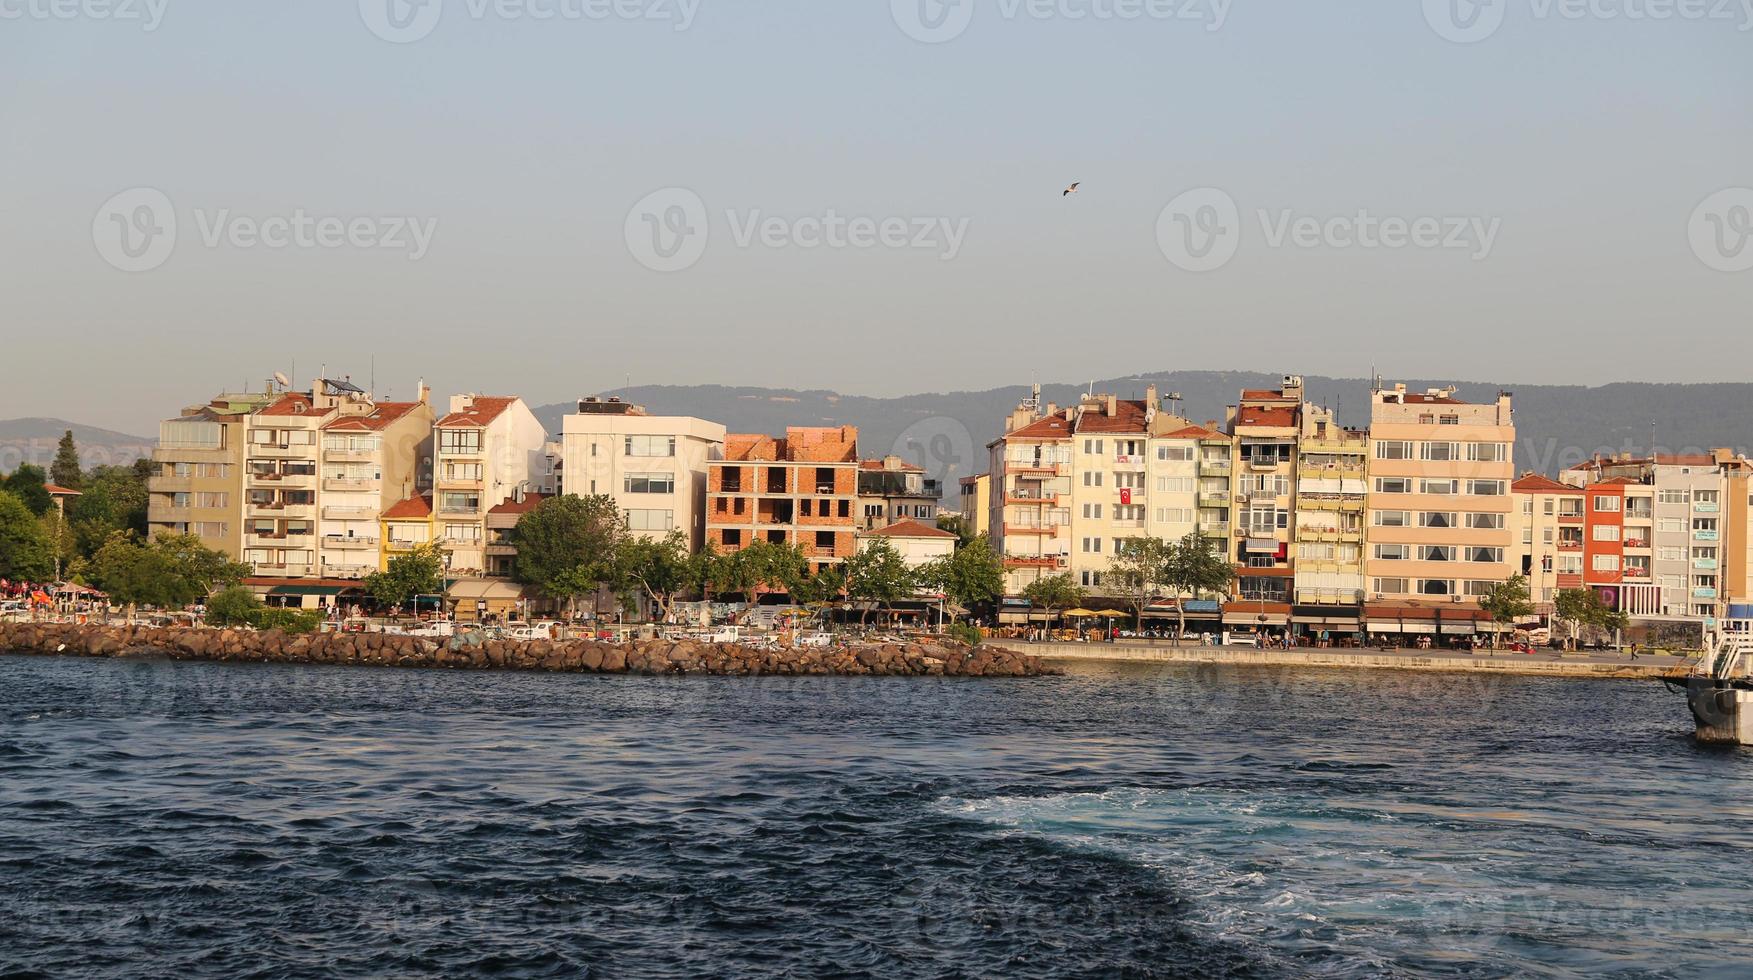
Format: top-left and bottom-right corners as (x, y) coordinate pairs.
(434, 394), (549, 576)
(558, 397), (725, 550)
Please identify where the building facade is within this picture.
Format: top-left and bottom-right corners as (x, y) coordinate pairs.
(559, 398), (726, 551)
(706, 426), (860, 575)
(148, 391), (273, 558)
(433, 394), (549, 577)
(857, 456), (943, 531)
(317, 395), (434, 581)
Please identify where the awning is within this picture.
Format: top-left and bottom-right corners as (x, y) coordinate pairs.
(1294, 615), (1362, 627)
(1224, 613), (1290, 627)
(448, 579), (527, 601)
(1370, 620), (1437, 634)
(267, 585), (349, 597)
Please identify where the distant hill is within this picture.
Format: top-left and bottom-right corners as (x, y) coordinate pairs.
(533, 373), (1753, 490)
(0, 418), (154, 474)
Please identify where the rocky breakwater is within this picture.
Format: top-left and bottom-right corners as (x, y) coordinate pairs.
(0, 622), (1057, 678)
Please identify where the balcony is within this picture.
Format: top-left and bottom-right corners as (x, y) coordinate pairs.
(323, 535), (379, 550)
(150, 477), (195, 494)
(323, 448), (376, 463)
(1198, 459), (1233, 477)
(251, 562), (314, 577)
(1695, 587), (1720, 600)
(324, 478), (379, 492)
(1695, 502), (1720, 514)
(1006, 492), (1059, 506)
(323, 506), (377, 520)
(1557, 512), (1584, 524)
(1197, 491), (1231, 507)
(384, 538), (426, 553)
(1004, 523), (1060, 537)
(1300, 438), (1368, 455)
(1009, 462), (1067, 477)
(1004, 555), (1065, 570)
(485, 544), (518, 557)
(246, 444), (308, 458)
(1295, 588), (1366, 605)
(1248, 458), (1286, 472)
(321, 563), (373, 579)
(1200, 525), (1231, 539)
(1114, 454), (1147, 469)
(436, 478), (485, 493)
(1624, 539), (1651, 550)
(147, 503), (190, 524)
(1696, 530), (1721, 542)
(1695, 558), (1720, 570)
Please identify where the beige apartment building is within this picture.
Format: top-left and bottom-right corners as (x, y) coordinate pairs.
(987, 393), (1073, 600)
(1510, 474), (1586, 612)
(242, 390), (339, 578)
(148, 391), (275, 558)
(433, 394), (549, 577)
(958, 473), (991, 539)
(1292, 403), (1370, 609)
(1365, 384), (1516, 608)
(559, 397), (725, 551)
(317, 394), (434, 581)
(1226, 383), (1303, 610)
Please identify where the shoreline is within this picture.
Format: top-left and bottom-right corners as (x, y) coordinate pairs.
(1018, 640), (1688, 680)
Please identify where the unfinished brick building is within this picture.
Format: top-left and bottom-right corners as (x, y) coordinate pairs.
(707, 426), (860, 573)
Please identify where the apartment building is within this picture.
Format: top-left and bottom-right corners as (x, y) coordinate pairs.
(1291, 403), (1370, 610)
(857, 456), (943, 531)
(1226, 382), (1303, 611)
(148, 391), (274, 557)
(706, 426), (860, 575)
(957, 473), (990, 538)
(860, 518), (957, 567)
(986, 392), (1073, 598)
(317, 395), (434, 581)
(1510, 474), (1586, 611)
(558, 397), (725, 550)
(242, 389), (341, 578)
(1724, 460), (1753, 616)
(485, 491), (549, 580)
(379, 494), (434, 570)
(1067, 392), (1154, 592)
(433, 394), (548, 577)
(1365, 384), (1516, 615)
(1561, 452), (1738, 623)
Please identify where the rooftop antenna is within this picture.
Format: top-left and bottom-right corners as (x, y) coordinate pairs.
(272, 371), (291, 393)
(370, 355), (376, 399)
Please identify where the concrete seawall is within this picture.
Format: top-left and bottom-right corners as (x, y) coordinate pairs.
(1020, 641), (1687, 680)
(0, 622), (1056, 678)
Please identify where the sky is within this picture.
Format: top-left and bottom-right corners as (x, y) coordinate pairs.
(2, 0), (1749, 433)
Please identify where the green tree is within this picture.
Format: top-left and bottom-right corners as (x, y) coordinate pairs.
(1554, 587), (1629, 650)
(4, 465), (53, 517)
(88, 531), (246, 608)
(153, 532), (249, 595)
(730, 538), (811, 596)
(0, 490), (54, 581)
(69, 465), (149, 558)
(1022, 572), (1084, 637)
(920, 532), (1005, 618)
(50, 430), (83, 491)
(1480, 574), (1536, 627)
(363, 543), (446, 612)
(1160, 532), (1234, 641)
(618, 530), (697, 623)
(844, 538), (919, 625)
(1108, 536), (1170, 628)
(206, 585), (265, 627)
(510, 494), (628, 614)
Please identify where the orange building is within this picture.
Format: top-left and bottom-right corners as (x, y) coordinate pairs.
(706, 426), (860, 574)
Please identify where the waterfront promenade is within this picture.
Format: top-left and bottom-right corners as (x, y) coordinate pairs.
(1015, 640), (1688, 680)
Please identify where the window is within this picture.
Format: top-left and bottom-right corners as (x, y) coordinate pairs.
(1374, 544), (1410, 560)
(1081, 537), (1102, 554)
(1156, 476), (1194, 493)
(1418, 579), (1454, 596)
(196, 492), (228, 509)
(1593, 525), (1621, 542)
(438, 429), (481, 454)
(443, 523), (481, 543)
(1694, 546), (1718, 560)
(1375, 478), (1413, 494)
(1082, 503), (1103, 520)
(443, 462), (482, 481)
(439, 492), (480, 513)
(1156, 445), (1194, 462)
(626, 509), (675, 532)
(1417, 545), (1456, 562)
(1558, 556), (1583, 574)
(1465, 547), (1503, 563)
(1376, 441), (1414, 460)
(1467, 443), (1509, 463)
(624, 473), (676, 495)
(1114, 505), (1146, 524)
(1696, 489), (1720, 505)
(1466, 512), (1505, 530)
(389, 524), (430, 544)
(1373, 577), (1409, 595)
(1420, 441), (1461, 462)
(625, 435), (677, 457)
(1421, 479), (1458, 495)
(1082, 471), (1105, 487)
(1154, 507), (1193, 524)
(1593, 495), (1621, 512)
(1373, 510), (1412, 527)
(1659, 547), (1686, 562)
(1116, 472), (1146, 490)
(1658, 518), (1685, 533)
(1467, 480), (1505, 496)
(1465, 581), (1498, 598)
(1419, 511), (1458, 529)
(1659, 489), (1690, 505)
(1082, 439), (1105, 455)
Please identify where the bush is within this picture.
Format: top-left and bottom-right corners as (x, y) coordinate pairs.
(945, 622), (983, 648)
(251, 607), (325, 635)
(206, 586), (263, 627)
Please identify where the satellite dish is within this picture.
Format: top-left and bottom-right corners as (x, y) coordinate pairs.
(273, 371), (291, 388)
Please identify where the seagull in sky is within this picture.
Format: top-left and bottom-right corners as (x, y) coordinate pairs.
(1063, 181), (1080, 197)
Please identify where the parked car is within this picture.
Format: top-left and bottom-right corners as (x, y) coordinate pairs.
(796, 631), (835, 648)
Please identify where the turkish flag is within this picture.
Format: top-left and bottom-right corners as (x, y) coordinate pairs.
(1120, 488), (1133, 506)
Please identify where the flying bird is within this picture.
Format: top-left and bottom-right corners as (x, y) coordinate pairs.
(1063, 181), (1080, 197)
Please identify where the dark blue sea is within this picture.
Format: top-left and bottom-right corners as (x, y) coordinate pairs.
(2, 653), (1749, 978)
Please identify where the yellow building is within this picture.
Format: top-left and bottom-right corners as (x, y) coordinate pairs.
(378, 494), (434, 571)
(957, 473), (990, 538)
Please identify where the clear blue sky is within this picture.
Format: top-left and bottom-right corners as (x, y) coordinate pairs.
(2, 0), (1749, 432)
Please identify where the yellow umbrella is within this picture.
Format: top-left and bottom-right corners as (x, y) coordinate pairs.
(1062, 608), (1103, 618)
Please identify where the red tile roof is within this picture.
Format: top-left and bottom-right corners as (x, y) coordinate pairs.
(1240, 389), (1293, 401)
(1234, 406), (1298, 428)
(382, 495), (432, 520)
(258, 394), (317, 417)
(1512, 475), (1580, 494)
(488, 492), (551, 516)
(865, 519), (957, 539)
(437, 396), (518, 429)
(1162, 424), (1223, 439)
(324, 401), (423, 432)
(1076, 399), (1149, 434)
(1006, 414), (1072, 440)
(44, 484), (81, 496)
